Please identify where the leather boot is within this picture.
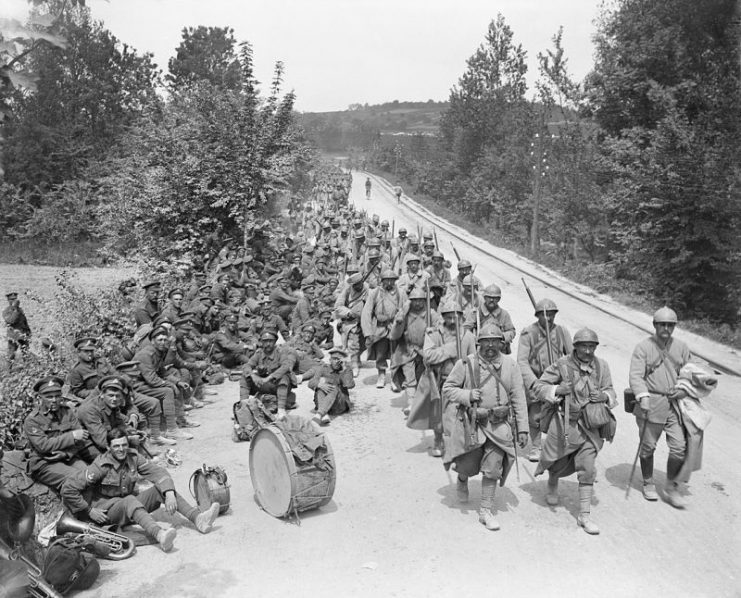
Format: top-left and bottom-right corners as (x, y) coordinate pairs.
(640, 456), (658, 501)
(376, 370), (386, 388)
(546, 472), (559, 506)
(478, 478), (500, 530)
(352, 358), (360, 378)
(156, 527), (177, 552)
(577, 484), (600, 535)
(456, 475), (469, 503)
(194, 502), (220, 533)
(431, 430), (444, 458)
(665, 457), (686, 509)
(528, 427), (541, 462)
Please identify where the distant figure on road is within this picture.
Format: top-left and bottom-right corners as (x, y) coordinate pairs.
(365, 177), (372, 200)
(393, 184), (403, 204)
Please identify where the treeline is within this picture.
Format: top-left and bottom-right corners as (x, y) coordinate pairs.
(0, 5), (315, 264)
(365, 2), (741, 325)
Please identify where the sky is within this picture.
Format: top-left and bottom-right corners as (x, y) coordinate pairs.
(6, 0), (602, 112)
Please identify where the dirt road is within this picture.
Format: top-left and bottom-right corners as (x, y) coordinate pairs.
(46, 178), (741, 597)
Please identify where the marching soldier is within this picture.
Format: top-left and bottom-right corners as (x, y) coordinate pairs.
(389, 288), (439, 395)
(463, 284), (516, 353)
(62, 429), (220, 553)
(628, 306), (692, 508)
(408, 300), (476, 456)
(442, 325), (528, 531)
(335, 272), (368, 377)
(396, 255), (430, 296)
(517, 299), (572, 462)
(23, 376), (96, 491)
(534, 328), (617, 535)
(361, 269), (404, 389)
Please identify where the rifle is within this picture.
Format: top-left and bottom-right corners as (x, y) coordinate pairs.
(426, 280), (441, 427)
(433, 229), (439, 251)
(359, 258), (381, 286)
(392, 219), (395, 238)
(450, 241), (461, 261)
(521, 277), (567, 445)
(507, 394), (522, 483)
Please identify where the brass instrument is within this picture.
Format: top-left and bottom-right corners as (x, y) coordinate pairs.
(0, 492), (63, 598)
(55, 512), (136, 561)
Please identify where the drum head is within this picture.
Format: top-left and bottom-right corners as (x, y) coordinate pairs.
(249, 426), (295, 517)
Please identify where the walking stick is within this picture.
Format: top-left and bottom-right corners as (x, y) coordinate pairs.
(626, 417), (649, 499)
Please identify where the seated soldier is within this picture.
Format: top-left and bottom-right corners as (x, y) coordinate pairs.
(286, 323), (325, 375)
(115, 361), (174, 446)
(23, 376), (97, 491)
(239, 330), (297, 420)
(307, 347), (354, 426)
(312, 307), (335, 350)
(66, 337), (113, 404)
(211, 313), (251, 369)
(77, 375), (143, 459)
(61, 429), (220, 553)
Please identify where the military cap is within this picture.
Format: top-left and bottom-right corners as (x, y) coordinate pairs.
(199, 296), (215, 305)
(259, 330), (278, 341)
(302, 323), (316, 333)
(409, 288), (427, 300)
(457, 260), (472, 270)
(303, 245), (315, 254)
(252, 261), (265, 269)
(148, 326), (170, 340)
(477, 324), (504, 341)
(329, 347), (347, 358)
(224, 313), (239, 323)
(259, 296), (272, 304)
(198, 284), (213, 293)
(368, 249), (381, 259)
(381, 269), (399, 280)
(347, 273), (363, 285)
(98, 375), (126, 392)
(115, 360), (140, 372)
(173, 318), (194, 328)
(168, 288), (184, 299)
(483, 284), (502, 298)
(405, 254), (421, 263)
(461, 275), (480, 288)
(422, 230), (434, 240)
(423, 239), (435, 247)
(5, 291), (18, 299)
(34, 376), (64, 395)
(153, 314), (173, 327)
(73, 337), (97, 350)
(232, 257), (244, 266)
(432, 250), (444, 259)
(326, 266), (338, 274)
(440, 300), (463, 314)
(243, 255), (254, 264)
(141, 280), (161, 290)
(319, 306), (333, 315)
(381, 220), (389, 227)
(180, 310), (196, 319)
(302, 284), (316, 293)
(398, 227), (407, 234)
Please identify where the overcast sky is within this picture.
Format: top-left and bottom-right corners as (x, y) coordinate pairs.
(9, 0), (602, 112)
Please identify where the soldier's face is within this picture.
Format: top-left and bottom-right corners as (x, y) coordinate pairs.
(382, 279), (396, 291)
(40, 391), (62, 413)
(537, 311), (557, 329)
(260, 338), (277, 353)
(408, 261), (419, 274)
(152, 334), (169, 352)
(484, 297), (500, 311)
(102, 388), (123, 410)
(301, 329), (314, 343)
(146, 288), (160, 302)
(410, 298), (426, 313)
(654, 321), (675, 341)
(574, 342), (597, 362)
(109, 437), (129, 462)
(442, 313), (456, 328)
(78, 347), (95, 363)
(227, 320), (238, 332)
(432, 257), (443, 268)
(171, 294), (183, 308)
(479, 338), (502, 359)
(459, 268), (471, 279)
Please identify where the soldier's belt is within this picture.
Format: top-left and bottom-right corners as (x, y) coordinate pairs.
(487, 406), (510, 423)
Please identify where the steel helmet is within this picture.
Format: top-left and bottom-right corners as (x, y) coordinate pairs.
(461, 275), (479, 288)
(534, 298), (558, 315)
(477, 324), (504, 341)
(573, 328), (599, 345)
(367, 248), (381, 259)
(653, 306), (678, 324)
(409, 288), (427, 300)
(439, 300), (463, 314)
(380, 269), (399, 280)
(458, 259), (472, 270)
(483, 284), (502, 298)
(405, 254), (421, 263)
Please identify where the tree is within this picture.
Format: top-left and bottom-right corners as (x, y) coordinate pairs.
(166, 26), (242, 91)
(587, 0), (741, 322)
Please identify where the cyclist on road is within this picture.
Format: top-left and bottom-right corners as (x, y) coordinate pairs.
(365, 177), (372, 200)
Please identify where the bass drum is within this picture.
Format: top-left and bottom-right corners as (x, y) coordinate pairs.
(248, 424), (336, 518)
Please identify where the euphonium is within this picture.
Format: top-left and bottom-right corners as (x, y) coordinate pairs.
(55, 513), (136, 560)
(0, 492), (63, 598)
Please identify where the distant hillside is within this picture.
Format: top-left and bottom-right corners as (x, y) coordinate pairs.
(300, 100), (448, 152)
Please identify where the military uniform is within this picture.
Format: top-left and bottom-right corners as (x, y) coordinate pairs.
(3, 294), (31, 362)
(77, 394), (133, 455)
(307, 360), (355, 418)
(361, 280), (404, 383)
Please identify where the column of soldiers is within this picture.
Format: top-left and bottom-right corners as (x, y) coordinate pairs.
(4, 164), (712, 558)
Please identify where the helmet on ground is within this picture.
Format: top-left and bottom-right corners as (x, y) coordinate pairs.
(573, 328), (599, 345)
(534, 299), (558, 315)
(653, 306), (678, 323)
(483, 284), (502, 298)
(477, 324), (504, 341)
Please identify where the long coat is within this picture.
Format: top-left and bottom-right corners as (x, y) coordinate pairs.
(360, 287), (404, 360)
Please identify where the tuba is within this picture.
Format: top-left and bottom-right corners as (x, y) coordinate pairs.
(55, 513), (136, 561)
(0, 492), (63, 598)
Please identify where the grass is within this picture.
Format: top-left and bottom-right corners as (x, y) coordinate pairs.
(0, 240), (108, 267)
(370, 167), (741, 351)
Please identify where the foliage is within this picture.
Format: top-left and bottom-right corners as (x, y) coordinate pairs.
(166, 26), (242, 91)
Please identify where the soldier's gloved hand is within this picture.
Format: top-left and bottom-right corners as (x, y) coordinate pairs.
(555, 382), (572, 396)
(88, 508), (108, 525)
(72, 429), (89, 442)
(276, 408), (287, 421)
(640, 396), (651, 412)
(517, 432), (529, 449)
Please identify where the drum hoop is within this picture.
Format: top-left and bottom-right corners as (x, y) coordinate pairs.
(249, 425), (300, 516)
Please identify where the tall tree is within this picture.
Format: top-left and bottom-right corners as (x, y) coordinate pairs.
(166, 26), (242, 91)
(587, 0), (741, 322)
